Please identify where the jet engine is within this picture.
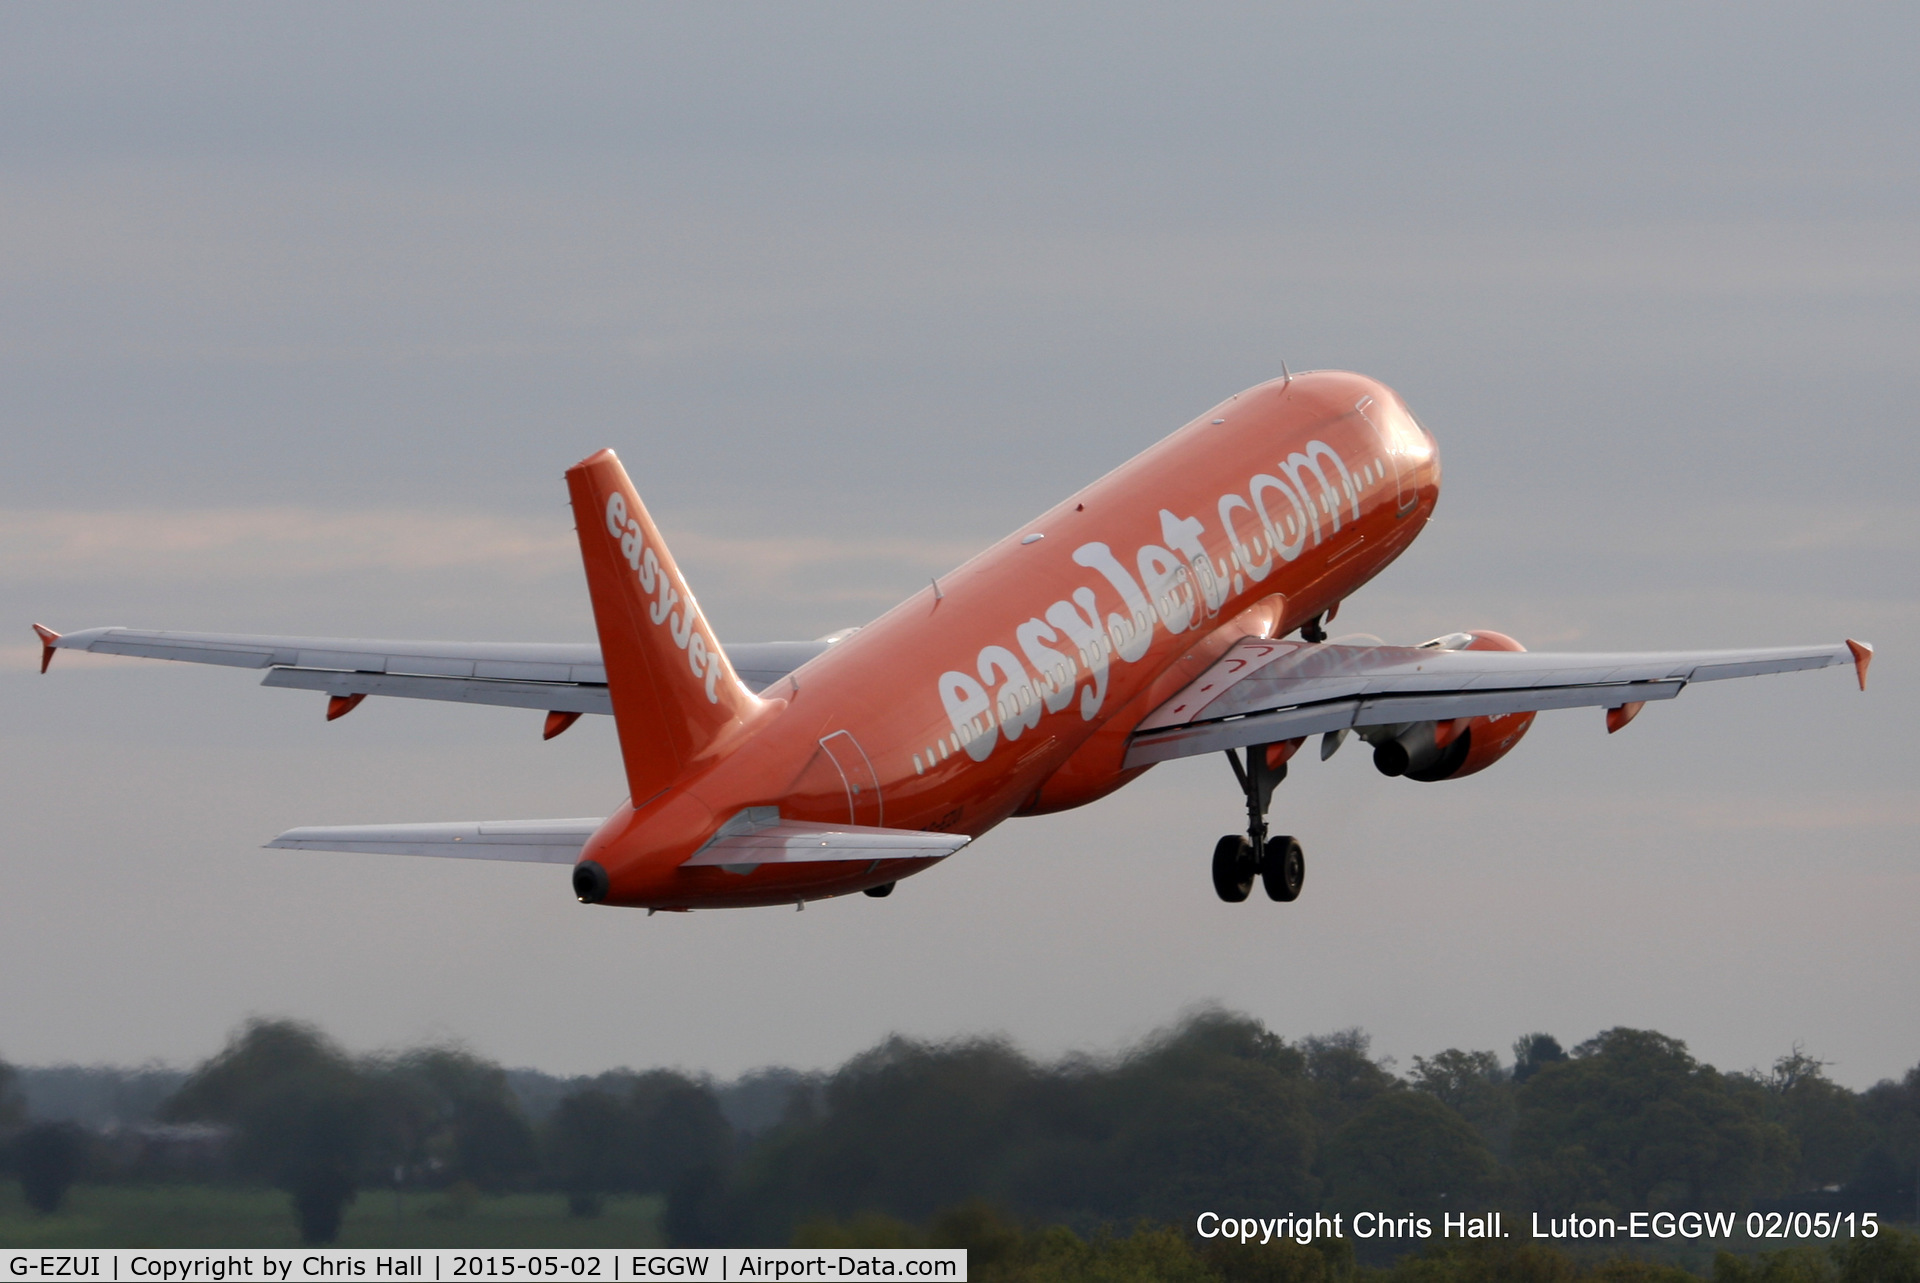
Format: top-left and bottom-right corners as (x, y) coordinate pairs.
(1364, 630), (1537, 782)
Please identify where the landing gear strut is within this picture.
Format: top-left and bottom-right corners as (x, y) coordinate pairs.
(1213, 745), (1306, 903)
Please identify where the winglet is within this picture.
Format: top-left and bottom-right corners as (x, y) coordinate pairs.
(1845, 639), (1872, 691)
(30, 623), (60, 673)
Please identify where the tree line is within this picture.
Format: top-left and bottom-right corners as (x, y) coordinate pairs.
(3, 1012), (1916, 1252)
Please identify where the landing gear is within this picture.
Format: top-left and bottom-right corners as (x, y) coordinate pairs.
(1214, 745), (1306, 904)
(1211, 835), (1255, 902)
(863, 881), (895, 898)
(1261, 835), (1304, 902)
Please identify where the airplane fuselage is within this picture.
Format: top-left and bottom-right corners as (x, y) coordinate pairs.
(584, 370), (1441, 908)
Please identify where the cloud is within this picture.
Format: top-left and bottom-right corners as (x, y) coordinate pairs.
(0, 507), (980, 594)
(1455, 786), (1920, 833)
(0, 508), (575, 582)
(672, 531), (980, 585)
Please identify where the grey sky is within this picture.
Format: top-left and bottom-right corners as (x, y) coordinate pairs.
(2, 4), (1914, 1088)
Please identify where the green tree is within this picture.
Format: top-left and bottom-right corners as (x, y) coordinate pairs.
(1199, 1231), (1353, 1283)
(1856, 1064), (1919, 1214)
(544, 1086), (630, 1217)
(376, 1047), (538, 1194)
(1513, 1028), (1793, 1211)
(18, 1121), (86, 1214)
(1513, 1034), (1569, 1085)
(1831, 1225), (1920, 1283)
(1409, 1048), (1515, 1156)
(625, 1070), (732, 1196)
(163, 1019), (374, 1244)
(724, 1012), (1320, 1242)
(1756, 1049), (1871, 1191)
(1321, 1091), (1502, 1219)
(733, 1034), (1041, 1233)
(0, 1057), (24, 1135)
(1710, 1243), (1837, 1282)
(1074, 1011), (1317, 1223)
(1301, 1029), (1397, 1136)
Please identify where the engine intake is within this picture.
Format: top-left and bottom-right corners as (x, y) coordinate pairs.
(1372, 629), (1539, 782)
(1372, 720), (1473, 780)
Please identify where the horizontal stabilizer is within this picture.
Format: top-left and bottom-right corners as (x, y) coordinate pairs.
(682, 808), (969, 869)
(266, 818), (604, 863)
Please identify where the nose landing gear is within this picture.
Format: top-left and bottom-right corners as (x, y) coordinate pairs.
(1213, 745), (1306, 903)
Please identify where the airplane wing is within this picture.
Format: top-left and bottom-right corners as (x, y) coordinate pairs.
(267, 818), (605, 863)
(1124, 636), (1872, 768)
(31, 625), (835, 716)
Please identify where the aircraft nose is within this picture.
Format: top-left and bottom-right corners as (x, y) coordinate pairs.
(572, 860), (610, 903)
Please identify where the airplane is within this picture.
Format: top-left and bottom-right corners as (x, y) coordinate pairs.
(32, 370), (1873, 911)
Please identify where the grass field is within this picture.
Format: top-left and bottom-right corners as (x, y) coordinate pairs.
(0, 1183), (666, 1248)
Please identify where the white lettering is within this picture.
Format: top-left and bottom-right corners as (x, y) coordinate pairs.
(1135, 543), (1195, 633)
(1159, 509), (1224, 613)
(978, 645), (1041, 740)
(1218, 492), (1272, 581)
(600, 489), (720, 703)
(1045, 589), (1110, 719)
(1015, 618), (1077, 714)
(650, 582), (678, 626)
(925, 431), (1380, 755)
(1070, 542), (1153, 663)
(1250, 472), (1310, 562)
(938, 671), (996, 762)
(1277, 441), (1359, 545)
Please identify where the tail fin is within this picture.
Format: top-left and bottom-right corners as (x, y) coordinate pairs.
(567, 449), (764, 806)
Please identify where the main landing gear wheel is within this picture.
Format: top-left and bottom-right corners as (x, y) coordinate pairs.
(1211, 835), (1256, 902)
(1261, 836), (1304, 902)
(1215, 744), (1306, 904)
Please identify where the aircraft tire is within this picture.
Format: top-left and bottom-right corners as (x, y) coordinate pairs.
(1212, 835), (1256, 902)
(863, 881), (896, 898)
(1261, 836), (1305, 902)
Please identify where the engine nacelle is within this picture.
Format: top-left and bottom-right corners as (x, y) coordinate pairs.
(1368, 629), (1537, 782)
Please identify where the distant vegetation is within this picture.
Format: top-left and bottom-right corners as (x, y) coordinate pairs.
(2, 1013), (1915, 1274)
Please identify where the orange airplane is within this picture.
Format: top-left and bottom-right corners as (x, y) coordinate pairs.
(33, 371), (1872, 910)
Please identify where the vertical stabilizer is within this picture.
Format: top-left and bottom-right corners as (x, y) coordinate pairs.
(566, 450), (763, 805)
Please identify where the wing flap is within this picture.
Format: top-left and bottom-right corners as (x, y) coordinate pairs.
(265, 818), (604, 863)
(261, 668), (613, 715)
